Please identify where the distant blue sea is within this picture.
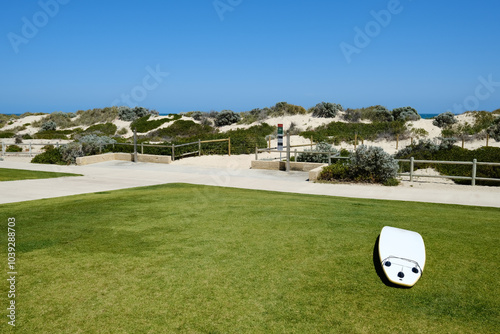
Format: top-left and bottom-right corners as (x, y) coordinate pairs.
(420, 113), (439, 119)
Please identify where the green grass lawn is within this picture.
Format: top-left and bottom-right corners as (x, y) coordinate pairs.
(0, 168), (82, 181)
(1, 184), (499, 333)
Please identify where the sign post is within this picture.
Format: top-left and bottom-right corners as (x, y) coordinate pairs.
(277, 124), (284, 151)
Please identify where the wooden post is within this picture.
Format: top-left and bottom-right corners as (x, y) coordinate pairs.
(354, 133), (357, 150)
(268, 137), (271, 149)
(472, 159), (477, 186)
(141, 143), (144, 154)
(198, 139), (201, 156)
(133, 128), (138, 162)
(410, 157), (414, 182)
(255, 145), (258, 160)
(228, 137), (231, 156)
(286, 132), (291, 172)
(294, 149), (297, 162)
(171, 144), (175, 161)
(396, 134), (399, 150)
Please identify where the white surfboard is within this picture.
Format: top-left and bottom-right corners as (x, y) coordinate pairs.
(378, 226), (426, 287)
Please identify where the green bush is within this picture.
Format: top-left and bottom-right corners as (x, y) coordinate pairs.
(75, 107), (119, 126)
(6, 145), (23, 152)
(300, 121), (407, 144)
(319, 161), (351, 181)
(487, 117), (500, 141)
(214, 110), (240, 127)
(131, 114), (181, 133)
(433, 112), (457, 128)
(34, 130), (74, 139)
(269, 102), (307, 117)
(0, 132), (15, 138)
(318, 146), (399, 184)
(31, 147), (64, 164)
(118, 106), (158, 121)
(392, 106), (420, 122)
(349, 145), (399, 183)
(297, 142), (338, 163)
(82, 123), (117, 136)
(360, 105), (393, 122)
(311, 102), (343, 118)
(343, 108), (362, 122)
(41, 120), (57, 131)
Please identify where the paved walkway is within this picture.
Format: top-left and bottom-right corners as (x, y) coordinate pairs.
(1, 159), (500, 208)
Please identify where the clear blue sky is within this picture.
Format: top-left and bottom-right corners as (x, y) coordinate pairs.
(1, 0), (499, 115)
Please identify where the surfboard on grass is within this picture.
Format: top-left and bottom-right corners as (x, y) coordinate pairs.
(378, 226), (426, 287)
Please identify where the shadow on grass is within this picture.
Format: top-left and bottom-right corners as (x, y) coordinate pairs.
(372, 235), (411, 289)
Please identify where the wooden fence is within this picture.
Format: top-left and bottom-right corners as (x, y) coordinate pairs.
(113, 138), (231, 161)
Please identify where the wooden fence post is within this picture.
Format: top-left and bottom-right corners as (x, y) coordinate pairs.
(410, 157), (414, 182)
(198, 139), (201, 156)
(228, 137), (231, 156)
(286, 132), (291, 172)
(133, 129), (138, 162)
(255, 145), (258, 160)
(171, 144), (175, 161)
(472, 159), (477, 186)
(141, 143), (144, 155)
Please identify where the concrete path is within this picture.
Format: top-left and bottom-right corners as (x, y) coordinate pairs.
(1, 159), (500, 208)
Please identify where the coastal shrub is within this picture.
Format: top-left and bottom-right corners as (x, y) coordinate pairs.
(349, 145), (399, 183)
(15, 136), (23, 144)
(79, 135), (116, 155)
(239, 108), (269, 124)
(297, 142), (338, 163)
(22, 134), (33, 140)
(300, 121), (406, 144)
(34, 129), (74, 139)
(488, 117), (500, 141)
(60, 142), (84, 164)
(130, 114), (181, 133)
(0, 132), (15, 138)
(31, 112), (74, 129)
(75, 107), (119, 126)
(311, 102), (343, 118)
(150, 120), (216, 140)
(6, 145), (23, 153)
(318, 146), (399, 185)
(214, 110), (241, 127)
(343, 108), (362, 122)
(191, 111), (204, 121)
(269, 102), (307, 117)
(41, 121), (57, 131)
(433, 112), (457, 128)
(118, 106), (159, 122)
(31, 147), (64, 165)
(392, 107), (420, 122)
(360, 105), (393, 122)
(470, 110), (496, 133)
(82, 123), (117, 136)
(319, 161), (351, 182)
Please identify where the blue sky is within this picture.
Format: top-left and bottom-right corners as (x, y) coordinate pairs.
(1, 0), (499, 115)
